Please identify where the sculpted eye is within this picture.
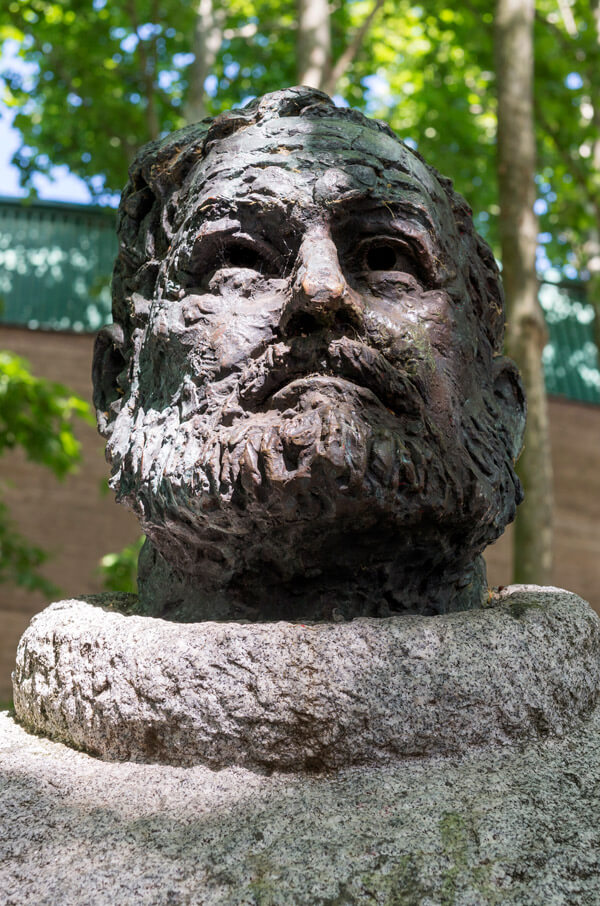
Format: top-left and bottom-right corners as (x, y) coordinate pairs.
(364, 241), (417, 275)
(218, 241), (280, 276)
(177, 234), (286, 294)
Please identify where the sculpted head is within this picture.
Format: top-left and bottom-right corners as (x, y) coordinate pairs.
(93, 87), (526, 621)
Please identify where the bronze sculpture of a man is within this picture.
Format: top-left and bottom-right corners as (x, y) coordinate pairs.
(93, 86), (526, 622)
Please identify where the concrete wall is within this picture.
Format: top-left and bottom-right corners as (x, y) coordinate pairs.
(1, 325), (599, 700)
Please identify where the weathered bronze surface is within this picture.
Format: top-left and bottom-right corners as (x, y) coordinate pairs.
(93, 87), (526, 622)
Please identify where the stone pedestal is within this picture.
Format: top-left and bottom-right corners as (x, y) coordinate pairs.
(3, 585), (600, 904)
(3, 702), (600, 904)
(12, 586), (600, 771)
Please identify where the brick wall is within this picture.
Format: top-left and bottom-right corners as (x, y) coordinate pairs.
(1, 325), (599, 700)
(485, 396), (600, 610)
(0, 326), (139, 701)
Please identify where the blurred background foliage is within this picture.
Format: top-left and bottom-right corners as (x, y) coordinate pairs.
(1, 0), (598, 287)
(97, 535), (144, 593)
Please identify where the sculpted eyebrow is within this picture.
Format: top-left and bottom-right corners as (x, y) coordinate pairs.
(175, 214), (291, 285)
(175, 216), (241, 271)
(334, 203), (442, 267)
(193, 202), (300, 257)
(334, 196), (439, 234)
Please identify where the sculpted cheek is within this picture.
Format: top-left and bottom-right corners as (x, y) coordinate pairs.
(209, 318), (272, 370)
(196, 295), (285, 374)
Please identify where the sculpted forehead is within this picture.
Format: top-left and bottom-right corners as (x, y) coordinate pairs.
(181, 117), (452, 236)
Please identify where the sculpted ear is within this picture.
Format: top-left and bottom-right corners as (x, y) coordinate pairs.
(492, 357), (527, 460)
(92, 324), (128, 438)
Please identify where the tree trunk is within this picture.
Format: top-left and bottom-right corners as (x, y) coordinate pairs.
(495, 0), (553, 584)
(322, 0), (385, 96)
(184, 0), (223, 124)
(584, 224), (600, 357)
(297, 0), (331, 89)
(589, 0), (600, 355)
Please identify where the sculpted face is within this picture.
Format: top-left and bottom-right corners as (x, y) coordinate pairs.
(94, 89), (525, 621)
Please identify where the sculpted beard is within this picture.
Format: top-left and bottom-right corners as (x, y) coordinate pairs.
(106, 337), (515, 572)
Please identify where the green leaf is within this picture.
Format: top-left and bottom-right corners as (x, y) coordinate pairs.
(98, 536), (145, 593)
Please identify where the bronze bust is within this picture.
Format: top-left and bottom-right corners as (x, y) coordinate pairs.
(93, 87), (526, 622)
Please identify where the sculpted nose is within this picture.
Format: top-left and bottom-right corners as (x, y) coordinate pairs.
(280, 227), (364, 334)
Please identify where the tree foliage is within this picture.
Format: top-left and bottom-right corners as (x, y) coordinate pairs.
(0, 351), (90, 593)
(1, 2), (495, 206)
(2, 0), (597, 284)
(1, 0), (195, 197)
(538, 7), (595, 281)
(98, 535), (144, 593)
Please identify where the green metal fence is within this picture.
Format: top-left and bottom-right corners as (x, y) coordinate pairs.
(540, 281), (600, 405)
(0, 197), (116, 332)
(0, 198), (598, 405)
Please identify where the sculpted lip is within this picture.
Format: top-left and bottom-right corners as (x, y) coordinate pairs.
(268, 374), (387, 410)
(237, 334), (425, 417)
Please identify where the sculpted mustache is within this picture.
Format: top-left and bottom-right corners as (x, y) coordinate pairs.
(237, 334), (427, 415)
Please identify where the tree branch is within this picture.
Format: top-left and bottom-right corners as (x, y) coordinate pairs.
(125, 0), (160, 140)
(323, 0), (385, 96)
(534, 10), (574, 54)
(535, 100), (598, 205)
(183, 0), (224, 124)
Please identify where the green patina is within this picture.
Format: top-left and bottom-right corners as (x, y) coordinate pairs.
(245, 852), (288, 904)
(357, 853), (431, 905)
(509, 597), (544, 620)
(439, 811), (472, 905)
(438, 811), (504, 905)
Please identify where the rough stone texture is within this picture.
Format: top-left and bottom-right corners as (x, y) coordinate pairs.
(93, 86), (526, 621)
(12, 586), (600, 771)
(3, 703), (600, 905)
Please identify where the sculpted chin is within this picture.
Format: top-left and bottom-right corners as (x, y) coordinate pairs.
(93, 87), (526, 622)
